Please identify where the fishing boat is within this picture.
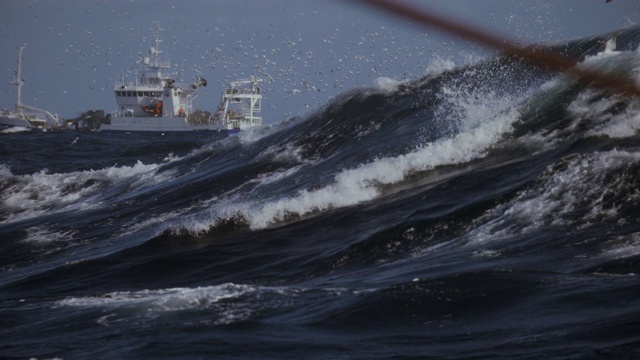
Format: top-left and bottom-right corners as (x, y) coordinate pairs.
(211, 77), (263, 134)
(0, 45), (62, 132)
(100, 26), (262, 134)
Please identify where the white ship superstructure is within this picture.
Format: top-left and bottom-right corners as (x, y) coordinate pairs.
(212, 77), (263, 134)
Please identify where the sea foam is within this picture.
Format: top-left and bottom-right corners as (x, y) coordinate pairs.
(181, 84), (524, 231)
(0, 161), (166, 223)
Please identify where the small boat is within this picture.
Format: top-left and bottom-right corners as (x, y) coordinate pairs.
(100, 26), (262, 134)
(0, 45), (61, 132)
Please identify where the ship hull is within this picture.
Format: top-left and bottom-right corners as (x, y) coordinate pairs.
(99, 116), (241, 134)
(0, 116), (32, 130)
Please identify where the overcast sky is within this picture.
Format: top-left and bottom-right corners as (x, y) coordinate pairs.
(0, 0), (638, 122)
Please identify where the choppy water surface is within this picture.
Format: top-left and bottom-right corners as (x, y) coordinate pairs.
(2, 27), (640, 359)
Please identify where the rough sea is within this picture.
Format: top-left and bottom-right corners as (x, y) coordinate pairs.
(2, 26), (640, 359)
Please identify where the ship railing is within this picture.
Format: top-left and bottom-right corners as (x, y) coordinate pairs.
(112, 109), (136, 117)
(225, 88), (259, 95)
(227, 114), (262, 125)
(115, 77), (190, 90)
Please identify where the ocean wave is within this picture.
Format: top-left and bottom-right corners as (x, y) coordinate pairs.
(0, 161), (169, 223)
(57, 283), (349, 326)
(466, 149), (640, 244)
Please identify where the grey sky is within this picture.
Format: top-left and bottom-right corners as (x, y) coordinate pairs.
(0, 0), (638, 122)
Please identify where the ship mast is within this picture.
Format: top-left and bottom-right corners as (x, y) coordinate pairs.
(149, 25), (169, 77)
(141, 25), (170, 85)
(10, 44), (26, 110)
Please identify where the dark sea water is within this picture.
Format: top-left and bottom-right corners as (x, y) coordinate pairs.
(2, 27), (640, 359)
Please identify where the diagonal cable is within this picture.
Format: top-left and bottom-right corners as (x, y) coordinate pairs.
(360, 0), (640, 97)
